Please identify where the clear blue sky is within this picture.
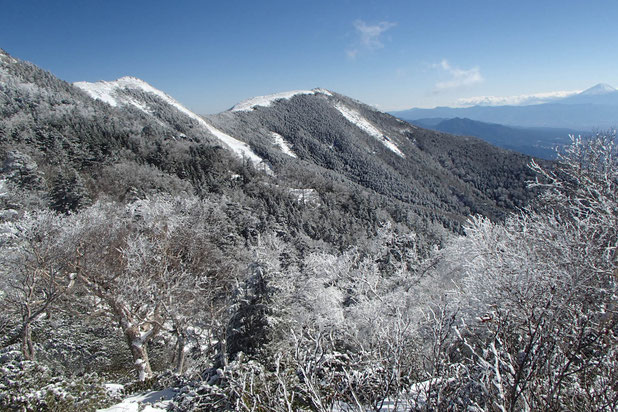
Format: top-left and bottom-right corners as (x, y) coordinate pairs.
(3, 0), (618, 113)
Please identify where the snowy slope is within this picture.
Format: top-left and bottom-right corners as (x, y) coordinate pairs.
(231, 88), (332, 112)
(270, 132), (297, 158)
(75, 78), (265, 167)
(334, 102), (405, 157)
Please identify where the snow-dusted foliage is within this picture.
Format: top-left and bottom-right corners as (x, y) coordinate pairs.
(169, 224), (429, 411)
(58, 196), (240, 381)
(421, 133), (618, 410)
(0, 211), (76, 361)
(0, 351), (116, 412)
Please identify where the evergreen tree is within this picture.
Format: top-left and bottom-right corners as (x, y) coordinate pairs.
(49, 169), (91, 214)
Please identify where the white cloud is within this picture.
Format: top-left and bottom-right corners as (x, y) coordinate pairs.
(433, 59), (483, 91)
(346, 49), (359, 59)
(347, 20), (397, 59)
(455, 89), (582, 107)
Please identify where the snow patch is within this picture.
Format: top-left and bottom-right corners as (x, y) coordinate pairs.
(74, 80), (124, 107)
(270, 132), (297, 158)
(104, 384), (124, 396)
(231, 88), (332, 112)
(334, 103), (405, 157)
(97, 388), (177, 412)
(75, 78), (267, 168)
(289, 188), (320, 205)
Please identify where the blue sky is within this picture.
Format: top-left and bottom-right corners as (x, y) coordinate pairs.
(3, 0), (618, 113)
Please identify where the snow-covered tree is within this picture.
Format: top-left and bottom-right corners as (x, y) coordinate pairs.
(427, 134), (618, 410)
(62, 195), (239, 381)
(0, 211), (75, 360)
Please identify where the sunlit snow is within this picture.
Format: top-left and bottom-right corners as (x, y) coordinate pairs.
(270, 132), (297, 158)
(97, 388), (177, 412)
(334, 103), (405, 157)
(231, 88), (332, 112)
(74, 78), (266, 168)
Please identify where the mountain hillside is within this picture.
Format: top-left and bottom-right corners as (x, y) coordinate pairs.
(205, 89), (536, 223)
(411, 117), (581, 159)
(74, 77), (266, 168)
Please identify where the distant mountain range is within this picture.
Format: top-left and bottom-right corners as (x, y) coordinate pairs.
(392, 83), (618, 130)
(410, 118), (582, 159)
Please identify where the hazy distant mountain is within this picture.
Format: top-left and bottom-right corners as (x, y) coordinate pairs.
(411, 117), (581, 159)
(558, 83), (618, 105)
(392, 83), (618, 130)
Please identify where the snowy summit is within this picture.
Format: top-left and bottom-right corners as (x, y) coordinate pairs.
(75, 77), (267, 168)
(230, 88), (333, 112)
(579, 83), (616, 95)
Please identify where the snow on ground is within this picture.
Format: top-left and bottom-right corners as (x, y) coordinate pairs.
(97, 388), (178, 412)
(231, 88), (332, 112)
(334, 103), (405, 158)
(270, 132), (297, 158)
(104, 384), (124, 397)
(74, 78), (266, 168)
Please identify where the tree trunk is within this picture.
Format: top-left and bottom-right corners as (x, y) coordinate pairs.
(123, 326), (153, 381)
(21, 321), (35, 361)
(174, 331), (186, 374)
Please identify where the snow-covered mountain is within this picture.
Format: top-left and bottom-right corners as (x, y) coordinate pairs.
(230, 88), (333, 112)
(211, 87), (411, 159)
(559, 83), (618, 105)
(0, 47), (536, 227)
(74, 77), (266, 168)
(204, 86), (535, 219)
(579, 83), (616, 95)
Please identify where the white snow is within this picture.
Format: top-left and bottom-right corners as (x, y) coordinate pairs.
(97, 388), (177, 412)
(289, 188), (319, 205)
(334, 103), (405, 157)
(231, 88), (332, 112)
(580, 83), (616, 95)
(104, 384), (124, 396)
(74, 77), (266, 168)
(270, 132), (297, 158)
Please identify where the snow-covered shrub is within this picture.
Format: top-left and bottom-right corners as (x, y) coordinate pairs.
(0, 351), (118, 411)
(422, 134), (618, 411)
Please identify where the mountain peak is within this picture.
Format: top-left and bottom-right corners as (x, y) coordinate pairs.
(580, 83), (616, 95)
(230, 88), (333, 112)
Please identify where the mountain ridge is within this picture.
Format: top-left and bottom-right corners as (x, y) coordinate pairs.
(392, 83), (618, 129)
(1, 48), (536, 237)
(411, 117), (582, 159)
